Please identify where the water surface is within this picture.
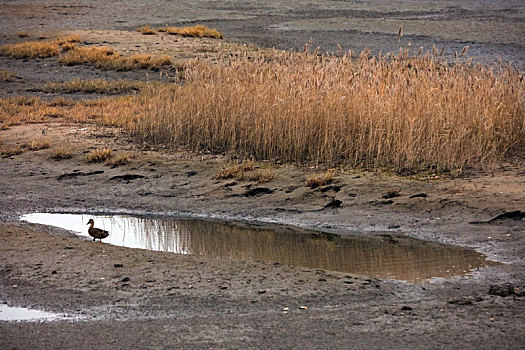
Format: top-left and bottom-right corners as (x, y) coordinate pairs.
(0, 304), (60, 322)
(20, 213), (498, 284)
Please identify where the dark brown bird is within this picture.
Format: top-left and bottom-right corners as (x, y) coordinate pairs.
(86, 219), (109, 242)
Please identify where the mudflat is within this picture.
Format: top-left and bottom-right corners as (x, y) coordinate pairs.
(1, 1), (524, 349)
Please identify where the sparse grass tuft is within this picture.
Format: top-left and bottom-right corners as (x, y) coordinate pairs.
(51, 147), (73, 160)
(214, 161), (276, 183)
(136, 25), (157, 35)
(18, 32), (30, 38)
(42, 78), (147, 94)
(306, 170), (336, 188)
(0, 35), (80, 59)
(236, 169), (277, 183)
(214, 161), (255, 179)
(158, 25), (223, 39)
(27, 139), (51, 151)
(106, 153), (132, 167)
(58, 46), (172, 70)
(0, 69), (18, 82)
(0, 145), (25, 156)
(85, 148), (113, 163)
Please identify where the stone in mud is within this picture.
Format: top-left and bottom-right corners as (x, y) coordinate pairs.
(244, 187), (274, 197)
(323, 199), (342, 209)
(488, 283), (517, 297)
(57, 170), (104, 180)
(110, 174), (145, 181)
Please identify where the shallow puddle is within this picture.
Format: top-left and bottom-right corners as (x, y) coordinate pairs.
(0, 304), (60, 322)
(20, 213), (498, 284)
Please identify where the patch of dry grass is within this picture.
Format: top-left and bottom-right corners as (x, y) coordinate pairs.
(0, 145), (25, 156)
(133, 50), (525, 172)
(214, 161), (276, 183)
(158, 25), (223, 39)
(42, 78), (148, 94)
(214, 161), (255, 179)
(236, 169), (276, 183)
(26, 139), (51, 151)
(51, 147), (72, 160)
(58, 46), (172, 70)
(0, 70), (18, 82)
(0, 95), (139, 129)
(306, 170), (336, 188)
(85, 148), (113, 163)
(0, 35), (80, 59)
(106, 153), (132, 167)
(136, 25), (156, 35)
(17, 32), (30, 38)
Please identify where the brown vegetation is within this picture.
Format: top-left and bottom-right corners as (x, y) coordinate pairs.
(0, 35), (80, 59)
(58, 46), (172, 70)
(0, 70), (17, 82)
(136, 25), (157, 35)
(157, 25), (223, 39)
(306, 171), (337, 188)
(106, 153), (132, 167)
(51, 147), (73, 160)
(85, 148), (113, 163)
(133, 50), (525, 171)
(42, 78), (148, 94)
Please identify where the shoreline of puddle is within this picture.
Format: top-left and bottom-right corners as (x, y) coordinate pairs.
(19, 212), (501, 285)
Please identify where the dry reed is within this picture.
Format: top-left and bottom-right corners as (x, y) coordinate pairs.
(158, 25), (223, 39)
(0, 35), (80, 59)
(132, 50), (525, 171)
(58, 46), (172, 70)
(42, 78), (148, 94)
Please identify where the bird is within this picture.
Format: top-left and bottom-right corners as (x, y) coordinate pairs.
(86, 219), (109, 242)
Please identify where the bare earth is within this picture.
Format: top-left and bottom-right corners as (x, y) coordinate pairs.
(1, 1), (525, 349)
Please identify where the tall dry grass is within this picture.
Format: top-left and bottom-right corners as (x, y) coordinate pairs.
(132, 50), (524, 171)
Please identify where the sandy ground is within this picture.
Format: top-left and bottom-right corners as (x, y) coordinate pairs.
(1, 0), (525, 349)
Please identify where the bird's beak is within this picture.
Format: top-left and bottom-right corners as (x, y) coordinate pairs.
(86, 222), (89, 225)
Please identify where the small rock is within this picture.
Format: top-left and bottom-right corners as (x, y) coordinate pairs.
(258, 290), (267, 294)
(121, 277), (130, 282)
(113, 264), (123, 268)
(51, 270), (57, 274)
(401, 306), (413, 311)
(410, 193), (428, 198)
(488, 283), (516, 297)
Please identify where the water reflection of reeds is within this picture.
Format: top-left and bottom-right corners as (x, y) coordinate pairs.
(130, 217), (498, 284)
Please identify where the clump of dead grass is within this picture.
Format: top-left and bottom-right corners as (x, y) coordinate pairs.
(85, 148), (113, 163)
(26, 139), (51, 151)
(133, 49), (525, 172)
(0, 70), (18, 82)
(17, 32), (30, 38)
(158, 25), (223, 39)
(214, 161), (255, 179)
(0, 145), (25, 156)
(42, 78), (148, 94)
(51, 147), (73, 160)
(58, 46), (172, 70)
(106, 153), (132, 167)
(306, 170), (336, 188)
(0, 35), (80, 59)
(214, 161), (276, 183)
(136, 25), (157, 35)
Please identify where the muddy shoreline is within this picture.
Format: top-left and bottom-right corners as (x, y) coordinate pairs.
(1, 0), (525, 348)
